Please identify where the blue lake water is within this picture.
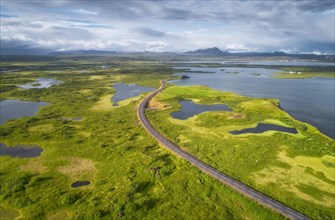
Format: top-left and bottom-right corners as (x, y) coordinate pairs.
(171, 100), (232, 119)
(0, 143), (43, 158)
(229, 123), (298, 135)
(0, 100), (48, 124)
(112, 83), (154, 106)
(171, 66), (335, 139)
(19, 78), (63, 89)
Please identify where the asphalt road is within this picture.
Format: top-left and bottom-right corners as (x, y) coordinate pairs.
(137, 80), (310, 220)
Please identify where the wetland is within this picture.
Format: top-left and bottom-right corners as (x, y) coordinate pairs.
(0, 57), (333, 220)
(172, 65), (335, 139)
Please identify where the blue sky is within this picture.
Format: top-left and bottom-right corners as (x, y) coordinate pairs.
(1, 0), (334, 54)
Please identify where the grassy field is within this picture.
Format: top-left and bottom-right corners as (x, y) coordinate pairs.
(147, 85), (335, 219)
(0, 59), (285, 219)
(272, 66), (334, 79)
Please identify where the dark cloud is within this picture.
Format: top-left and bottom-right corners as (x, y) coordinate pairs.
(295, 0), (334, 12)
(298, 41), (335, 53)
(0, 40), (50, 55)
(136, 27), (166, 37)
(161, 7), (196, 20)
(0, 14), (17, 18)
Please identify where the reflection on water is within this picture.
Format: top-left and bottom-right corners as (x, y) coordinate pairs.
(230, 123), (297, 135)
(171, 100), (231, 120)
(19, 78), (63, 89)
(0, 143), (43, 158)
(0, 100), (48, 124)
(112, 83), (154, 106)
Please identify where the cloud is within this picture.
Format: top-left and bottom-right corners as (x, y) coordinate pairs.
(160, 7), (196, 20)
(0, 14), (17, 18)
(0, 0), (334, 54)
(0, 39), (50, 55)
(225, 44), (259, 52)
(295, 0), (334, 12)
(136, 28), (166, 37)
(59, 19), (112, 29)
(72, 9), (97, 15)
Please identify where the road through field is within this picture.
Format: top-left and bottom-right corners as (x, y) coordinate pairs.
(137, 80), (310, 220)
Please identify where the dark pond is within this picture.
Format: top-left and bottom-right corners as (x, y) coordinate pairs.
(71, 181), (91, 188)
(230, 123), (298, 135)
(19, 78), (63, 89)
(0, 143), (43, 158)
(171, 65), (335, 139)
(0, 100), (49, 124)
(171, 100), (232, 120)
(112, 83), (154, 106)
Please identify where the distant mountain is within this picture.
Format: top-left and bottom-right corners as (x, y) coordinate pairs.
(233, 51), (287, 56)
(182, 48), (334, 61)
(185, 47), (230, 56)
(324, 55), (335, 61)
(42, 48), (334, 61)
(49, 50), (118, 55)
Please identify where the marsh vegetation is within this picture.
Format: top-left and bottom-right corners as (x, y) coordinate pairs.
(0, 57), (333, 219)
(148, 85), (335, 219)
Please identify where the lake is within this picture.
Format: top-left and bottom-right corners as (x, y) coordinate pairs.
(0, 143), (43, 158)
(171, 65), (335, 139)
(230, 123), (298, 135)
(171, 100), (232, 119)
(0, 100), (48, 124)
(19, 78), (63, 89)
(112, 83), (154, 106)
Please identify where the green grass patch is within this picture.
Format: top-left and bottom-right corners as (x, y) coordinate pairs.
(148, 84), (335, 219)
(273, 66), (334, 79)
(0, 59), (283, 219)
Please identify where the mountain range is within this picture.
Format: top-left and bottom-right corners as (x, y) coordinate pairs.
(0, 47), (328, 61)
(48, 47), (334, 61)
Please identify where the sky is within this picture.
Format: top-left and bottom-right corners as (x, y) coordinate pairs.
(1, 0), (334, 55)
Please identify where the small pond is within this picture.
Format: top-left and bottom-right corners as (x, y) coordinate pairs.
(0, 143), (43, 158)
(230, 123), (298, 135)
(112, 83), (154, 106)
(19, 78), (63, 89)
(171, 100), (232, 120)
(71, 181), (91, 188)
(0, 100), (49, 124)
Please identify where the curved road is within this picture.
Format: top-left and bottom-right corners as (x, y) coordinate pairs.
(137, 80), (310, 220)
